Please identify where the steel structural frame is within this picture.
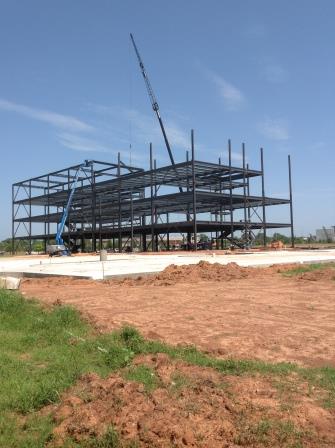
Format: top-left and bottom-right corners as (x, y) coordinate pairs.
(12, 137), (294, 253)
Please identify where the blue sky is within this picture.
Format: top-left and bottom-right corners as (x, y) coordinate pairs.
(0, 0), (334, 239)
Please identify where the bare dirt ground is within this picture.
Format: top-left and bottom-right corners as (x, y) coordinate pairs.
(46, 354), (335, 447)
(21, 262), (335, 368)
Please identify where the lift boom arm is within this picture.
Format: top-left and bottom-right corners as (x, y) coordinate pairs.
(56, 161), (90, 246)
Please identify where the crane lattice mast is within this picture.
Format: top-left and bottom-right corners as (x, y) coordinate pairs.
(130, 33), (183, 193)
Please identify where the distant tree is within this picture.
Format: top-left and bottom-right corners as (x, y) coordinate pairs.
(272, 233), (290, 244)
(32, 241), (44, 253)
(253, 233), (272, 245)
(0, 238), (12, 253)
(199, 233), (209, 242)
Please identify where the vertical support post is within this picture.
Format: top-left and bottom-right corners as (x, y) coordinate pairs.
(80, 178), (84, 252)
(140, 184), (146, 252)
(219, 156), (224, 250)
(130, 189), (134, 252)
(288, 154), (295, 248)
(67, 169), (71, 251)
(191, 129), (197, 251)
(246, 163), (251, 243)
(260, 147), (267, 247)
(43, 196), (47, 254)
(186, 150), (191, 248)
(242, 143), (247, 248)
(47, 175), (50, 246)
(11, 185), (15, 254)
(99, 197), (102, 251)
(215, 157), (222, 249)
(117, 152), (122, 253)
(166, 213), (170, 251)
(43, 185), (46, 253)
(29, 180), (32, 254)
(154, 159), (159, 251)
(91, 163), (96, 252)
(150, 143), (155, 252)
(228, 139), (234, 246)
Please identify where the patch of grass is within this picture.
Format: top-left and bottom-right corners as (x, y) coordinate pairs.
(0, 413), (53, 448)
(85, 427), (120, 448)
(299, 365), (335, 409)
(68, 427), (139, 448)
(113, 321), (335, 408)
(235, 418), (307, 446)
(117, 323), (335, 411)
(282, 262), (335, 276)
(123, 364), (160, 393)
(0, 290), (137, 447)
(254, 418), (272, 443)
(0, 289), (334, 447)
(170, 372), (191, 392)
(129, 336), (298, 376)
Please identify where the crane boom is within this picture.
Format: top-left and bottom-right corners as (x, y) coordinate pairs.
(130, 33), (183, 193)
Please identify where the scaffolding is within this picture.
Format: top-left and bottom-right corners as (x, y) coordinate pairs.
(12, 136), (294, 253)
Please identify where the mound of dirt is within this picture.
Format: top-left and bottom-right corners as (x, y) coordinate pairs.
(118, 261), (258, 287)
(47, 354), (335, 447)
(296, 269), (335, 282)
(156, 261), (253, 283)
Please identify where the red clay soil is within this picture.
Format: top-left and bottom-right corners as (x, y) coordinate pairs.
(47, 353), (334, 447)
(21, 262), (335, 367)
(119, 261), (253, 286)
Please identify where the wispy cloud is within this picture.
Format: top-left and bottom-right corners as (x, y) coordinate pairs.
(88, 103), (247, 163)
(309, 141), (326, 151)
(263, 64), (288, 83)
(0, 99), (93, 132)
(258, 118), (289, 141)
(202, 148), (244, 163)
(125, 108), (191, 152)
(203, 68), (246, 111)
(244, 23), (267, 39)
(57, 133), (111, 153)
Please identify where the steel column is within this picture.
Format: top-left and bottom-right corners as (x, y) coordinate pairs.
(150, 143), (155, 252)
(228, 139), (234, 245)
(260, 148), (267, 247)
(242, 143), (247, 247)
(11, 185), (14, 254)
(191, 129), (197, 250)
(288, 154), (295, 248)
(118, 152), (122, 252)
(130, 190), (134, 252)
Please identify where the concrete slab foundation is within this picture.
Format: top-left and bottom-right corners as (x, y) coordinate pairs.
(1, 249), (335, 280)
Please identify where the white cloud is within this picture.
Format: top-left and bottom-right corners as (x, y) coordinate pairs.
(244, 23), (267, 38)
(89, 104), (247, 163)
(125, 108), (191, 152)
(310, 141), (326, 151)
(0, 99), (93, 132)
(203, 68), (245, 111)
(57, 133), (111, 153)
(264, 64), (288, 83)
(258, 118), (289, 141)
(203, 148), (244, 163)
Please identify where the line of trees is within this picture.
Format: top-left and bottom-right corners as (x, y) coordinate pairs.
(0, 239), (45, 254)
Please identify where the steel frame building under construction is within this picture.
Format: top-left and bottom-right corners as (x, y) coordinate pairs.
(12, 133), (294, 254)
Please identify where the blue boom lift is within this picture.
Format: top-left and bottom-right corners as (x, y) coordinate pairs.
(47, 161), (91, 256)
